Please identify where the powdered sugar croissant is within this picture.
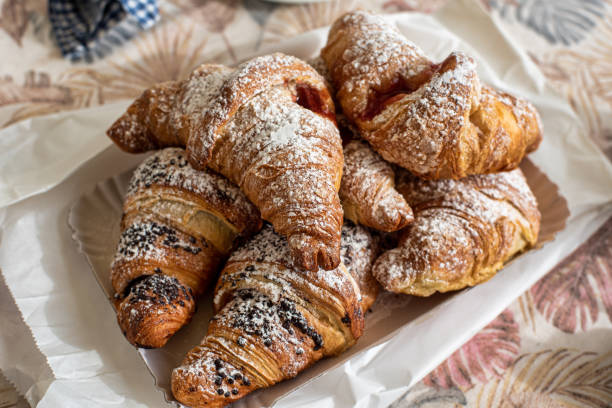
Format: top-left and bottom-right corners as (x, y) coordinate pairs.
(111, 148), (261, 348)
(321, 10), (542, 179)
(171, 223), (378, 407)
(341, 140), (413, 232)
(107, 53), (344, 271)
(373, 168), (540, 296)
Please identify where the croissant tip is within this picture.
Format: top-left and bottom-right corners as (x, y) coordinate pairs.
(289, 235), (341, 271)
(106, 114), (155, 153)
(116, 275), (196, 348)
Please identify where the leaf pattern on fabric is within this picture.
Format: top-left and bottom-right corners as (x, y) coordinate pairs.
(0, 71), (71, 107)
(423, 310), (520, 390)
(4, 22), (208, 127)
(473, 349), (612, 407)
(390, 383), (467, 408)
(263, 0), (358, 42)
(0, 0), (28, 46)
(530, 16), (612, 159)
(242, 0), (278, 49)
(243, 0), (278, 27)
(190, 0), (238, 61)
(531, 216), (612, 333)
(516, 292), (537, 333)
(382, 0), (450, 13)
(485, 0), (606, 45)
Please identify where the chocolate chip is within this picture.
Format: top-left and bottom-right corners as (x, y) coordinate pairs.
(224, 392), (230, 398)
(216, 388), (224, 395)
(214, 377), (222, 386)
(232, 389), (239, 395)
(227, 378), (234, 385)
(263, 339), (272, 347)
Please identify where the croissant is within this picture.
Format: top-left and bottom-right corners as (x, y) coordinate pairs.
(171, 222), (378, 407)
(340, 140), (413, 232)
(107, 54), (344, 272)
(372, 168), (540, 296)
(340, 220), (381, 311)
(321, 11), (542, 179)
(111, 148), (262, 348)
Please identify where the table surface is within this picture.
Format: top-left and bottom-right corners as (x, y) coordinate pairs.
(0, 1), (611, 407)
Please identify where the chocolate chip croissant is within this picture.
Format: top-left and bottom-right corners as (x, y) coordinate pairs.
(321, 10), (542, 179)
(372, 168), (540, 296)
(171, 222), (379, 407)
(111, 148), (262, 348)
(107, 53), (344, 272)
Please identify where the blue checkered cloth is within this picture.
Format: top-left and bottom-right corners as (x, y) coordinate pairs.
(49, 0), (159, 62)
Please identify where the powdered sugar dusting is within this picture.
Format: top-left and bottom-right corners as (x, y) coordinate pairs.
(366, 52), (480, 176)
(126, 148), (260, 234)
(206, 83), (343, 269)
(215, 224), (363, 334)
(374, 168), (540, 294)
(112, 217), (202, 268)
(340, 140), (412, 231)
(326, 10), (431, 114)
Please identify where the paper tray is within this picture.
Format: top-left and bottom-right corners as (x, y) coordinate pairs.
(68, 158), (568, 407)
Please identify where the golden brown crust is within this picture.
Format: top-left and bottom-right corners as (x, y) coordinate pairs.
(123, 148), (262, 249)
(321, 11), (542, 179)
(171, 225), (365, 408)
(372, 168), (541, 296)
(111, 214), (223, 297)
(111, 148), (262, 348)
(340, 221), (381, 312)
(340, 140), (413, 232)
(106, 54), (344, 272)
(116, 274), (196, 349)
(107, 81), (187, 152)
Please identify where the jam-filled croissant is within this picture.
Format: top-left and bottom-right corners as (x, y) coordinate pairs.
(321, 10), (542, 179)
(107, 53), (344, 272)
(111, 148), (261, 348)
(171, 222), (379, 407)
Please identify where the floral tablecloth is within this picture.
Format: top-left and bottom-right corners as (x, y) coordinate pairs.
(0, 1), (611, 407)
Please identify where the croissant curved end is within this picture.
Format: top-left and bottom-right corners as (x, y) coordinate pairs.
(289, 233), (341, 271)
(116, 274), (196, 348)
(371, 248), (414, 294)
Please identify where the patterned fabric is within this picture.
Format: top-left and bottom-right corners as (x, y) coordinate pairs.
(48, 0), (158, 61)
(0, 0), (611, 406)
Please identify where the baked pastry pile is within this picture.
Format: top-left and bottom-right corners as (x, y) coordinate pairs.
(105, 10), (542, 407)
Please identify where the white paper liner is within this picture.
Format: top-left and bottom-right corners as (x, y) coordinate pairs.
(2, 1), (612, 406)
(67, 158), (568, 406)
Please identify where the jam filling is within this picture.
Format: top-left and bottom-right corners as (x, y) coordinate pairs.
(294, 83), (336, 123)
(361, 61), (445, 121)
